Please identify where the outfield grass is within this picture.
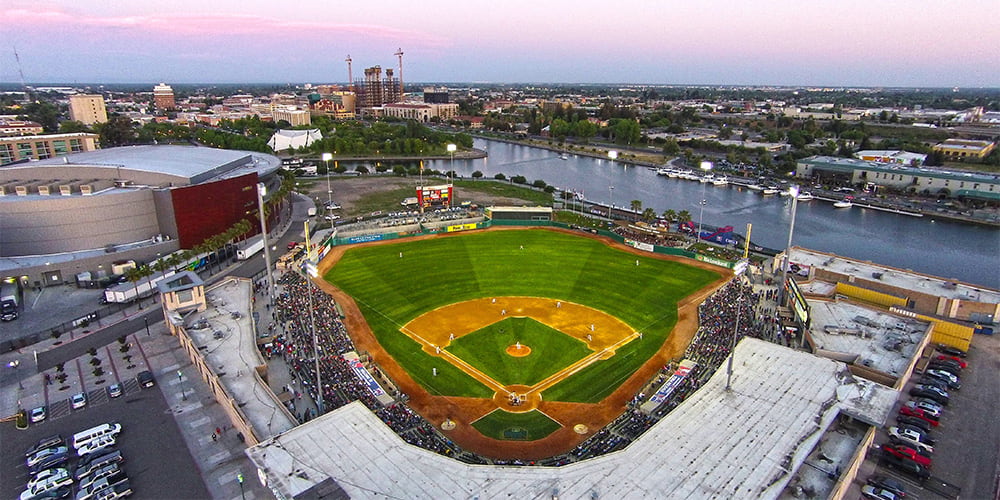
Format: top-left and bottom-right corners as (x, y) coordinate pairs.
(326, 229), (720, 402)
(471, 409), (562, 441)
(446, 318), (591, 386)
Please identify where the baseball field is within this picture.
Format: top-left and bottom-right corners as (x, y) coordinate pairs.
(319, 227), (725, 457)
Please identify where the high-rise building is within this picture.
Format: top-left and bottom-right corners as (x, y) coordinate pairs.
(355, 66), (402, 110)
(423, 87), (450, 104)
(153, 83), (176, 112)
(68, 94), (108, 125)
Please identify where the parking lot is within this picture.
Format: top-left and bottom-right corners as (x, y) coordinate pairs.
(1, 371), (209, 499)
(860, 332), (1000, 499)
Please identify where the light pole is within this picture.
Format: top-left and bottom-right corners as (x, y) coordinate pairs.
(257, 183), (276, 306)
(305, 261), (324, 416)
(143, 316), (150, 336)
(447, 143), (457, 208)
(608, 186), (614, 220)
(178, 370), (186, 401)
(237, 473), (245, 500)
(322, 152), (333, 209)
(696, 161), (713, 242)
(726, 259), (749, 392)
(779, 184), (800, 307)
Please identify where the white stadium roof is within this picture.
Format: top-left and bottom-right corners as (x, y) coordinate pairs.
(246, 338), (896, 499)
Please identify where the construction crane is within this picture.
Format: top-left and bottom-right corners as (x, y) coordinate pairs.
(12, 45), (30, 102)
(394, 48), (404, 98)
(345, 54), (353, 91)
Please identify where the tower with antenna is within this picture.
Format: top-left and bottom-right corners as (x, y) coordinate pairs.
(394, 48), (404, 100)
(345, 55), (353, 91)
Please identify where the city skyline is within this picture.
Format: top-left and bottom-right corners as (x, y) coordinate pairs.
(1, 0), (999, 87)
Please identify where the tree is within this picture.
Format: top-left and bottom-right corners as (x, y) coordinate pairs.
(471, 170), (484, 179)
(642, 208), (657, 221)
(662, 138), (681, 155)
(662, 209), (677, 222)
(676, 210), (692, 223)
(152, 258), (170, 280)
(123, 266), (146, 309)
(59, 120), (91, 134)
(99, 115), (137, 147)
(630, 200), (643, 213)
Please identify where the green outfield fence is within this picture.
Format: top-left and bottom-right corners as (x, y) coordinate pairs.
(326, 220), (735, 269)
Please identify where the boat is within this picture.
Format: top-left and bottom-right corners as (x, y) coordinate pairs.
(833, 195), (854, 208)
(712, 176), (729, 186)
(795, 191), (815, 201)
(667, 170), (680, 178)
(699, 174), (714, 183)
(761, 186), (780, 196)
(656, 167), (671, 176)
(745, 183), (763, 191)
(559, 153), (568, 160)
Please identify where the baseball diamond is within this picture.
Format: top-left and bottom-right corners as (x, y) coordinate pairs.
(316, 227), (727, 459)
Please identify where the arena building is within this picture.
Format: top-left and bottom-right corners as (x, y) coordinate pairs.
(0, 145), (282, 288)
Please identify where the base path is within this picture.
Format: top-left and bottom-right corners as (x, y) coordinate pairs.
(314, 226), (729, 460)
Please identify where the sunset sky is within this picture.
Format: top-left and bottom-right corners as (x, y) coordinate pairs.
(2, 0), (998, 87)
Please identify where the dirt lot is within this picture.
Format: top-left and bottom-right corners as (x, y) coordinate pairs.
(297, 175), (536, 218)
(314, 226), (728, 460)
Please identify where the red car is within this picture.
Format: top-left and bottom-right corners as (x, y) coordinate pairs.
(899, 406), (939, 426)
(935, 355), (967, 369)
(882, 444), (932, 467)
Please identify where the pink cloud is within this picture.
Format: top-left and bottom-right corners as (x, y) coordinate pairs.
(1, 8), (451, 48)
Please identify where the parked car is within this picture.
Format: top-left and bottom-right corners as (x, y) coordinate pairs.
(881, 452), (930, 480)
(936, 344), (966, 358)
(935, 355), (967, 368)
(136, 370), (155, 388)
(71, 393), (87, 410)
(905, 399), (943, 416)
(106, 384), (122, 399)
(27, 467), (73, 490)
(927, 361), (961, 376)
(888, 427), (934, 454)
(918, 377), (951, 392)
(896, 415), (932, 433)
(76, 465), (122, 493)
(74, 451), (123, 481)
(910, 386), (949, 406)
(76, 434), (116, 457)
(75, 475), (129, 500)
(881, 444), (932, 467)
(861, 484), (902, 500)
(27, 446), (68, 468)
(19, 484), (71, 500)
(925, 369), (960, 387)
(25, 435), (65, 458)
(27, 451), (70, 475)
(898, 405), (939, 425)
(866, 475), (907, 497)
(30, 406), (47, 423)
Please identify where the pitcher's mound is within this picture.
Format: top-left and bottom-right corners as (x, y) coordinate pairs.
(505, 344), (531, 357)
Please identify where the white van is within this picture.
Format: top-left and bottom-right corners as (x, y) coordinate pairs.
(72, 423), (122, 450)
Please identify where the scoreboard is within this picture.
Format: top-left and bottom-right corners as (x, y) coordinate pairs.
(416, 184), (453, 208)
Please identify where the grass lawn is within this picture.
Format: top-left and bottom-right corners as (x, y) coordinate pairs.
(446, 318), (591, 386)
(326, 229), (720, 402)
(471, 409), (562, 441)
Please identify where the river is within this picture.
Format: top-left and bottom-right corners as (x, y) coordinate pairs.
(406, 138), (999, 289)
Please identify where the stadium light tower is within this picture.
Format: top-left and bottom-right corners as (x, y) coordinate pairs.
(257, 183), (276, 305)
(447, 143), (457, 206)
(322, 152), (333, 209)
(305, 260), (325, 416)
(779, 184), (800, 313)
(696, 161), (713, 242)
(607, 150), (618, 220)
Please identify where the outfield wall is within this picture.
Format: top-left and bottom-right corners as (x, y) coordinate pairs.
(326, 220), (731, 268)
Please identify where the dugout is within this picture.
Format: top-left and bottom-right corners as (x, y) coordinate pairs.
(485, 206), (553, 221)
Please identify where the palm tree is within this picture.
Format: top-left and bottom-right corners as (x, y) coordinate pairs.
(124, 265), (152, 309)
(642, 208), (656, 222)
(630, 199), (643, 213)
(677, 210), (693, 224)
(166, 253), (182, 274)
(152, 258), (170, 280)
(662, 209), (677, 222)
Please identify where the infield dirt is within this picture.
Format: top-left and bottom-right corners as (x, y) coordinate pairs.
(314, 226), (728, 460)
